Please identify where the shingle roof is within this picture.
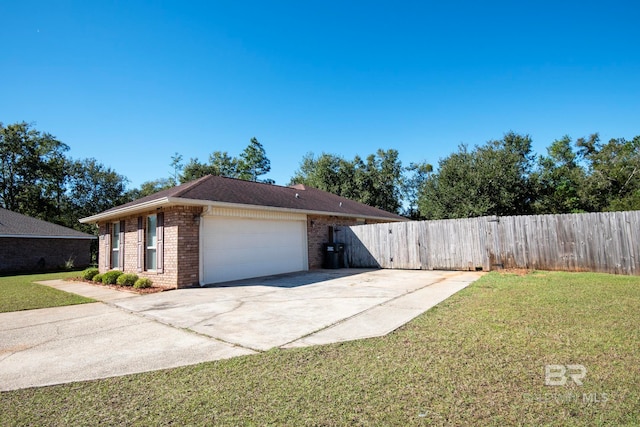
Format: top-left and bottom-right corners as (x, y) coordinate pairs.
(0, 208), (96, 239)
(83, 175), (406, 223)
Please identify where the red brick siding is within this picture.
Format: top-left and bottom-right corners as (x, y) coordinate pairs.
(306, 215), (391, 269)
(98, 206), (201, 289)
(0, 237), (92, 273)
(175, 208), (200, 287)
(97, 206), (396, 287)
(98, 222), (111, 273)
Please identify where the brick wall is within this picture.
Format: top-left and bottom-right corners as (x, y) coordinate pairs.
(0, 237), (92, 273)
(96, 205), (397, 287)
(306, 215), (391, 269)
(97, 206), (202, 289)
(168, 206), (201, 287)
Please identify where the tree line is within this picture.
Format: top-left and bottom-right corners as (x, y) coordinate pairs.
(2, 121), (639, 239)
(288, 132), (640, 218)
(127, 137), (274, 198)
(0, 123), (277, 234)
(414, 132), (640, 219)
(0, 122), (130, 236)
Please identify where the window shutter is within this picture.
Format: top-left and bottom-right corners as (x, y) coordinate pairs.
(119, 220), (125, 270)
(156, 212), (164, 273)
(105, 223), (111, 269)
(137, 216), (143, 272)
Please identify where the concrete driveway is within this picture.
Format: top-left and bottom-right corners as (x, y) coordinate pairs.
(0, 269), (482, 391)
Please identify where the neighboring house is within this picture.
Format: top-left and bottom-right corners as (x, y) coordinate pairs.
(0, 207), (95, 273)
(80, 175), (406, 288)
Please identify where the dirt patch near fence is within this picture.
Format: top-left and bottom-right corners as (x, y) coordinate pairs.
(497, 268), (535, 276)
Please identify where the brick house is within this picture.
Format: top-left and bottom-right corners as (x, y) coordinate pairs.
(0, 207), (95, 273)
(80, 175), (405, 288)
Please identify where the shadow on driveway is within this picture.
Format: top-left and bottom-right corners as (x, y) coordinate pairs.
(202, 268), (377, 289)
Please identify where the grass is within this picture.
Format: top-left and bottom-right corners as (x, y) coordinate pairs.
(0, 271), (95, 313)
(1, 271), (639, 425)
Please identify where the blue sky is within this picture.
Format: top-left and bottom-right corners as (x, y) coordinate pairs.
(2, 0), (639, 189)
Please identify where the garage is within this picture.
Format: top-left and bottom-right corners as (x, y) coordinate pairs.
(200, 208), (308, 285)
(82, 175), (405, 289)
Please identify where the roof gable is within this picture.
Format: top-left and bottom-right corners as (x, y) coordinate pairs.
(0, 208), (96, 239)
(82, 175), (406, 223)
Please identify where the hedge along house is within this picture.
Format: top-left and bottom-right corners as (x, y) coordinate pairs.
(80, 175), (405, 289)
(0, 207), (95, 273)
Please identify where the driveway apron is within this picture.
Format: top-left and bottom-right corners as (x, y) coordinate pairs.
(0, 269), (482, 391)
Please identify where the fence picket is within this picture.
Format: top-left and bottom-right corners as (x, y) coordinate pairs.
(343, 211), (640, 275)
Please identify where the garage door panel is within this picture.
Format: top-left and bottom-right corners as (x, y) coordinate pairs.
(206, 247), (301, 267)
(202, 217), (307, 284)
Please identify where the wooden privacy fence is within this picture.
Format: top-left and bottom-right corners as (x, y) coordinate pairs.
(341, 211), (640, 275)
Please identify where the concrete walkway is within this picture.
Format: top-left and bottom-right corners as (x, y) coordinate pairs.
(0, 269), (482, 391)
(41, 279), (142, 302)
(284, 271), (481, 348)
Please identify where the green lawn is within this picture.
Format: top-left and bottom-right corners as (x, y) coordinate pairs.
(0, 271), (94, 313)
(1, 271), (638, 425)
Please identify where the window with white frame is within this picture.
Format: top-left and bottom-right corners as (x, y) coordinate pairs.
(146, 214), (157, 270)
(111, 221), (121, 269)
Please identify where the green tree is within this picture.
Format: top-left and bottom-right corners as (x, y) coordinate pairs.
(169, 152), (183, 186)
(181, 158), (213, 182)
(128, 178), (174, 199)
(209, 151), (240, 178)
(0, 121), (145, 256)
(358, 149), (403, 213)
(532, 136), (588, 214)
(578, 134), (640, 211)
(418, 132), (536, 219)
(238, 137), (272, 183)
(290, 149), (404, 213)
(62, 158), (130, 261)
(67, 158), (130, 233)
(180, 138), (272, 184)
(418, 146), (487, 219)
(0, 122), (70, 223)
(403, 162), (433, 219)
(180, 151), (240, 183)
(290, 152), (344, 194)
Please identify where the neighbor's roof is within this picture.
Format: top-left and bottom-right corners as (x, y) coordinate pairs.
(0, 208), (96, 239)
(80, 175), (406, 223)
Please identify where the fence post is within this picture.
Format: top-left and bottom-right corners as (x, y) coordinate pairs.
(485, 216), (501, 271)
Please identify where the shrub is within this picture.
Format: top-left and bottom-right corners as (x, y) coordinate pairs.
(81, 268), (100, 281)
(117, 273), (139, 287)
(93, 274), (103, 283)
(102, 270), (123, 285)
(133, 278), (153, 289)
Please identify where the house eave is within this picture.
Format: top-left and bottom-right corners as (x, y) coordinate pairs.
(0, 234), (96, 240)
(79, 198), (172, 224)
(171, 197), (407, 222)
(79, 196), (407, 224)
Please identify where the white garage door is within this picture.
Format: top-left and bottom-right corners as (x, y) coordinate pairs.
(201, 212), (308, 285)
